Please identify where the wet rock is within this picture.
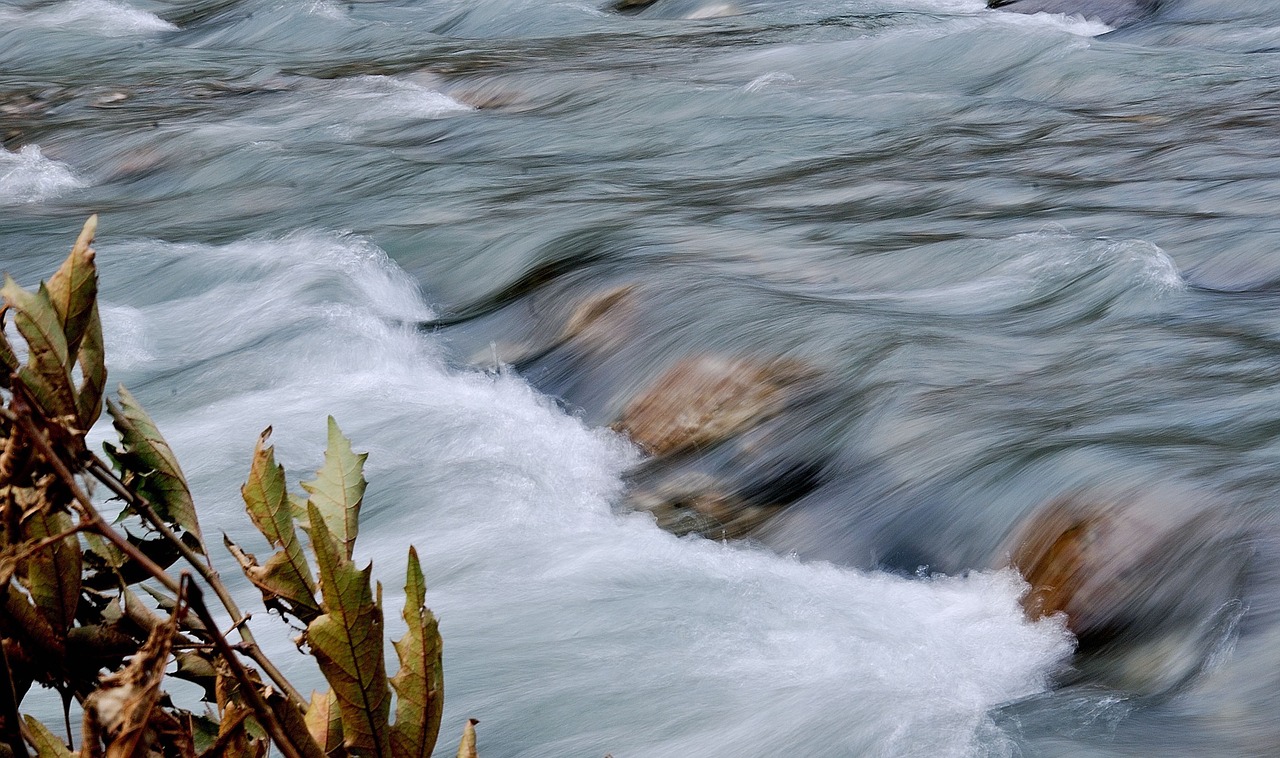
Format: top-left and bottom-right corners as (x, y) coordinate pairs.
(627, 472), (783, 540)
(557, 284), (638, 355)
(610, 0), (659, 13)
(987, 0), (1159, 26)
(466, 284), (638, 367)
(612, 355), (817, 458)
(90, 91), (130, 109)
(1007, 490), (1250, 694)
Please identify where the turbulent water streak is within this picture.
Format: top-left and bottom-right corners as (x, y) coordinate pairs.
(5, 0), (1280, 754)
(86, 232), (1071, 758)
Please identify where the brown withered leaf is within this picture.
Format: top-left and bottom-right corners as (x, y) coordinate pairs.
(456, 719), (478, 758)
(82, 617), (175, 758)
(225, 536), (321, 624)
(264, 688), (327, 758)
(215, 703), (259, 758)
(305, 503), (391, 757)
(4, 584), (65, 660)
(303, 690), (345, 758)
(389, 547), (443, 758)
(212, 659), (267, 758)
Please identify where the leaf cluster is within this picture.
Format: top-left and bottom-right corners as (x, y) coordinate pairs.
(0, 219), (464, 758)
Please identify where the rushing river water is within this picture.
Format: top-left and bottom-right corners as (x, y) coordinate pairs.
(5, 0), (1280, 755)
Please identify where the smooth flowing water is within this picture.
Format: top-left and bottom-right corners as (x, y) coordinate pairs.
(5, 0), (1280, 755)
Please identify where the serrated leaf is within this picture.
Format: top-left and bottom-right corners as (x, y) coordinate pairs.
(47, 215), (98, 359)
(2, 276), (77, 419)
(390, 547), (443, 758)
(22, 714), (74, 758)
(241, 427), (317, 612)
(301, 417), (367, 559)
(75, 301), (106, 429)
(225, 535), (321, 624)
(304, 690), (346, 758)
(306, 503), (391, 758)
(21, 507), (80, 635)
(107, 385), (203, 547)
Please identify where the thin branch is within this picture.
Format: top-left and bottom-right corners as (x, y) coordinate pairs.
(182, 577), (312, 758)
(11, 522), (88, 565)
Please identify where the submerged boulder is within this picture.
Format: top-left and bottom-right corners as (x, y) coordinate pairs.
(987, 0), (1159, 26)
(557, 284), (638, 356)
(612, 354), (818, 458)
(612, 354), (826, 538)
(1006, 489), (1250, 694)
(626, 472), (783, 540)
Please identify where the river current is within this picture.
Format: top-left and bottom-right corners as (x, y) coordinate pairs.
(4, 0), (1280, 755)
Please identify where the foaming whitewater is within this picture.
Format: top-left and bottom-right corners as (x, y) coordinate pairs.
(0, 145), (85, 204)
(0, 0), (177, 35)
(88, 231), (1072, 757)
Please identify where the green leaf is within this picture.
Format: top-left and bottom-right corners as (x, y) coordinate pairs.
(389, 547), (443, 758)
(21, 507), (81, 635)
(22, 714), (74, 758)
(75, 301), (107, 430)
(107, 385), (204, 547)
(301, 417), (367, 559)
(2, 276), (77, 419)
(240, 427), (318, 616)
(47, 215), (98, 359)
(306, 502), (391, 758)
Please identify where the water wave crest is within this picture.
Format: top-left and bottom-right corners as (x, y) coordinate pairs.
(0, 0), (177, 35)
(0, 145), (85, 204)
